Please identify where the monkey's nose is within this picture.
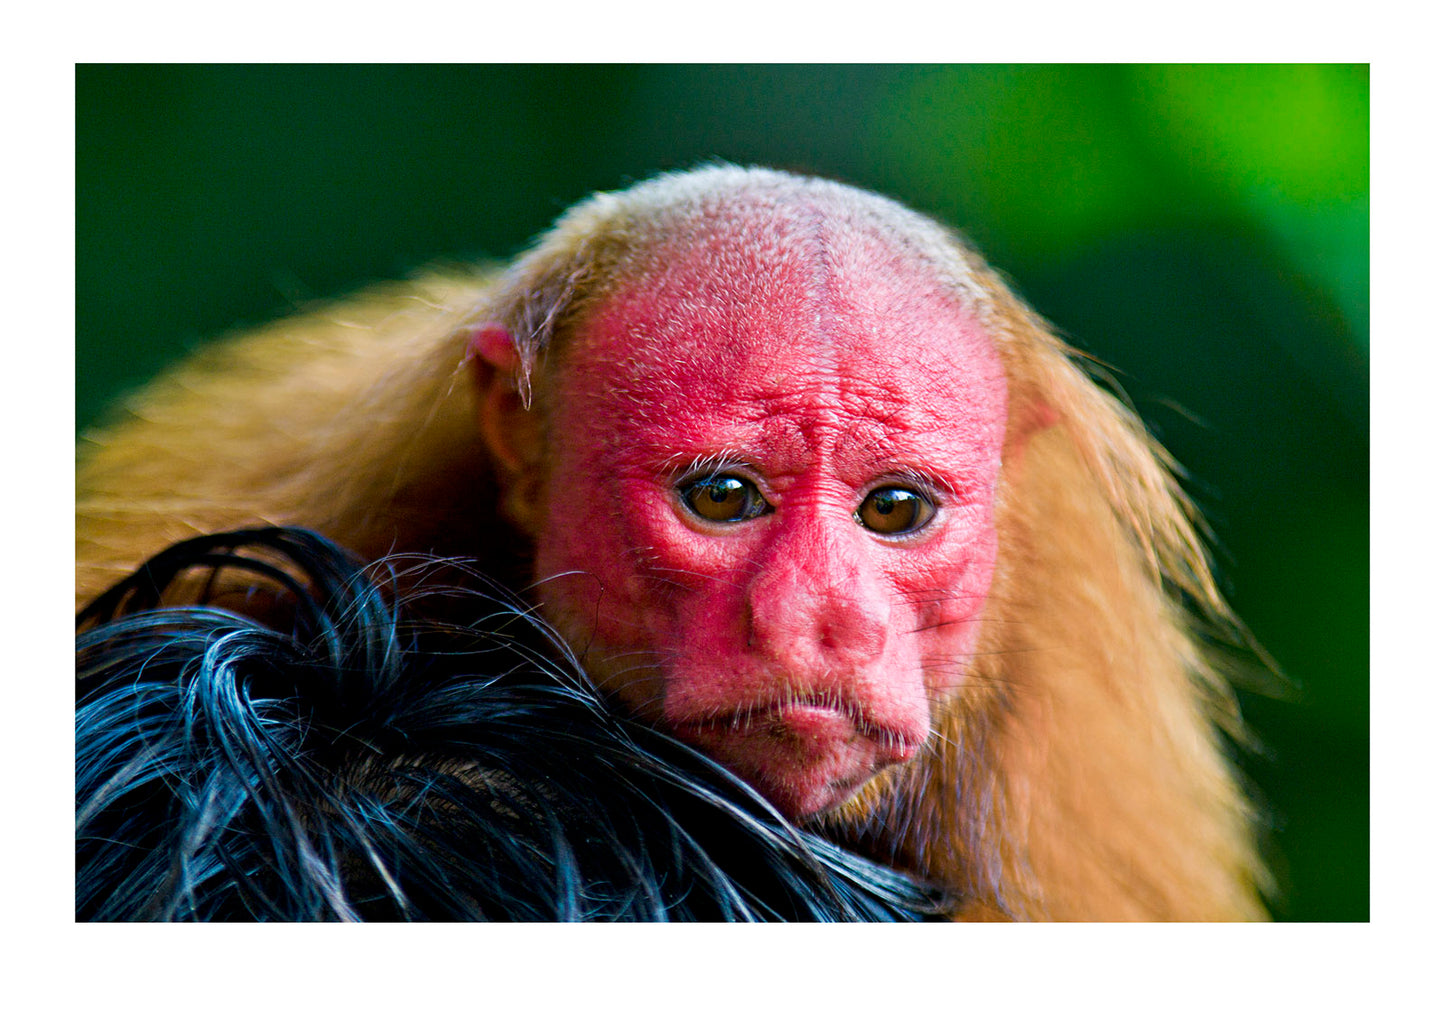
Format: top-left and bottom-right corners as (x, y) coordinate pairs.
(745, 555), (891, 672)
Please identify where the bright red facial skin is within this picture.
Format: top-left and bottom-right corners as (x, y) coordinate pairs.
(534, 212), (1008, 821)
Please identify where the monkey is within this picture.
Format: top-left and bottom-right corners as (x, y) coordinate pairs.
(77, 164), (1268, 920)
(76, 527), (948, 921)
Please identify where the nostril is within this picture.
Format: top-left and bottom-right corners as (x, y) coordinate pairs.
(818, 599), (888, 658)
(749, 588), (890, 669)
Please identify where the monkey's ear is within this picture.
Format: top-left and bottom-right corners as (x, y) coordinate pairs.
(1005, 398), (1060, 461)
(469, 324), (522, 377)
(469, 325), (545, 521)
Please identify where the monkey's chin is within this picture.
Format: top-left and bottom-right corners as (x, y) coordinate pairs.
(671, 704), (919, 822)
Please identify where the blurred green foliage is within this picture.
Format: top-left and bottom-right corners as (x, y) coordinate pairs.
(76, 64), (1368, 920)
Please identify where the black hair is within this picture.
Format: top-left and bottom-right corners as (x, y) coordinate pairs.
(76, 527), (946, 921)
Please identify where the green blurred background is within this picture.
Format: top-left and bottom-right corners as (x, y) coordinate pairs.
(75, 64), (1368, 921)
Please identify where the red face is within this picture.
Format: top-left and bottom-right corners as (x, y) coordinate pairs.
(533, 218), (1008, 820)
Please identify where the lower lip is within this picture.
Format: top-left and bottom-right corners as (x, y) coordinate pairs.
(678, 703), (854, 734)
(670, 706), (919, 816)
(771, 703), (858, 740)
(673, 704), (918, 758)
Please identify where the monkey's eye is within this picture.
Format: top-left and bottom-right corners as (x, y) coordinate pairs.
(856, 486), (935, 535)
(679, 475), (771, 524)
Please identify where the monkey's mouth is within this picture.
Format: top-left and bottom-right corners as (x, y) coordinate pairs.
(668, 701), (922, 820)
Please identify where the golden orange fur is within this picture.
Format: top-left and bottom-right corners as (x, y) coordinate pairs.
(76, 166), (1267, 920)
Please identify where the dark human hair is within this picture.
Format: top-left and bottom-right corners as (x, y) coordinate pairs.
(76, 527), (946, 921)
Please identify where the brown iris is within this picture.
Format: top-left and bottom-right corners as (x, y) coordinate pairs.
(856, 486), (934, 535)
(680, 475), (770, 523)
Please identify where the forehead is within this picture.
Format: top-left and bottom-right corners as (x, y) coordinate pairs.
(556, 208), (1007, 465)
(586, 215), (994, 384)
